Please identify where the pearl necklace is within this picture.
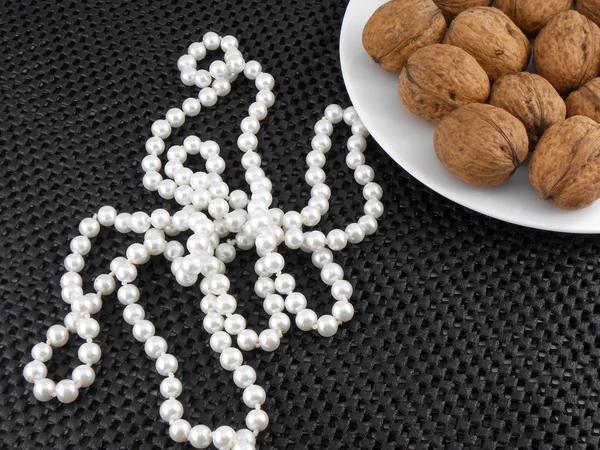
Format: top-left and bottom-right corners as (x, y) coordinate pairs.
(22, 32), (383, 450)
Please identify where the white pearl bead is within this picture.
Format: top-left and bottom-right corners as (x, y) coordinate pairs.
(229, 191), (249, 210)
(244, 60), (262, 80)
(132, 319), (155, 342)
(166, 108), (185, 128)
(363, 182), (383, 200)
(145, 335), (168, 359)
(233, 365), (256, 388)
(296, 309), (318, 331)
(240, 151), (260, 169)
(352, 119), (369, 137)
(194, 69), (212, 88)
(321, 262), (344, 285)
(243, 384), (266, 408)
(114, 213), (132, 233)
(346, 150), (365, 170)
(160, 377), (182, 398)
(126, 243), (150, 265)
(188, 42), (207, 60)
(200, 295), (217, 314)
(31, 342), (53, 362)
(199, 87), (218, 107)
(33, 378), (56, 402)
(159, 398), (183, 422)
(263, 294), (285, 315)
(237, 329), (259, 351)
(254, 276), (275, 297)
(170, 419), (191, 443)
(47, 324), (69, 347)
(177, 54), (197, 70)
(301, 206), (321, 226)
(77, 317), (100, 339)
(311, 133), (332, 153)
(169, 146), (188, 164)
(23, 360), (47, 383)
(284, 292), (307, 314)
(78, 342), (102, 364)
(163, 241), (184, 263)
(263, 252), (284, 273)
(145, 136), (165, 155)
(182, 97), (201, 116)
(175, 185), (194, 205)
(97, 205), (117, 226)
(72, 364), (95, 387)
(343, 106), (358, 125)
(115, 261), (137, 283)
(255, 72), (275, 90)
(61, 271), (82, 288)
(202, 31), (221, 50)
(224, 314), (246, 335)
(123, 304), (145, 325)
(142, 154), (161, 172)
(206, 155), (226, 174)
(70, 235), (91, 255)
(150, 209), (170, 229)
(94, 274), (116, 295)
(227, 54), (246, 74)
(327, 229), (348, 251)
(237, 132), (258, 152)
(64, 312), (82, 332)
(324, 104), (343, 124)
(317, 315), (339, 337)
(151, 119), (171, 139)
(62, 285), (82, 304)
(209, 60), (228, 79)
(347, 134), (367, 152)
(156, 354), (179, 376)
(274, 273), (295, 294)
(79, 217), (100, 238)
(358, 215), (378, 235)
(64, 253), (84, 272)
(269, 312), (291, 333)
(158, 179), (177, 199)
(180, 67), (196, 86)
(314, 119), (333, 136)
(143, 171), (162, 191)
(71, 295), (93, 315)
(189, 425), (213, 449)
(345, 223), (366, 244)
(213, 79), (231, 97)
(282, 211), (302, 230)
(268, 208), (284, 226)
(236, 429), (256, 445)
(306, 150), (326, 168)
(303, 231), (326, 251)
(333, 301), (355, 322)
(308, 195), (329, 215)
(117, 284), (140, 305)
(332, 280), (353, 301)
(56, 379), (79, 403)
(241, 116), (260, 134)
(203, 312), (224, 334)
(256, 89), (275, 108)
(248, 101), (267, 120)
(246, 409), (269, 432)
(213, 426), (236, 450)
(220, 347), (243, 371)
(215, 294), (237, 315)
(364, 199), (384, 218)
(258, 329), (280, 352)
(354, 165), (375, 185)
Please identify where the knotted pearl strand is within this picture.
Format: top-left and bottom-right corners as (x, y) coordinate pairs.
(23, 31), (383, 449)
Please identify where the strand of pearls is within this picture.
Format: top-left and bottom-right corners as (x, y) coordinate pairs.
(23, 32), (383, 449)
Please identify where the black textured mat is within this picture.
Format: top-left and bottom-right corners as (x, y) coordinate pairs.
(2, 1), (600, 449)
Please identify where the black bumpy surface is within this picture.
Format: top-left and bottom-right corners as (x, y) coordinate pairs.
(3, 1), (600, 449)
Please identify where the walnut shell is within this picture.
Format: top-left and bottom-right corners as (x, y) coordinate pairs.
(529, 116), (600, 210)
(434, 103), (529, 186)
(495, 0), (573, 35)
(398, 44), (490, 124)
(577, 0), (600, 27)
(534, 10), (600, 95)
(489, 72), (566, 149)
(443, 7), (530, 81)
(362, 0), (446, 72)
(432, 0), (493, 22)
(566, 78), (600, 122)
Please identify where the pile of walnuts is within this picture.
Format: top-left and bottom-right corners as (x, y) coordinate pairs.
(363, 0), (600, 211)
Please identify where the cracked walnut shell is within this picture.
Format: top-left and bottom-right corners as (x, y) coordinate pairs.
(434, 103), (529, 187)
(443, 7), (530, 81)
(362, 0), (446, 72)
(529, 116), (600, 210)
(398, 44), (490, 124)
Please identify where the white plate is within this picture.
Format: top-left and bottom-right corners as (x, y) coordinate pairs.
(339, 0), (600, 234)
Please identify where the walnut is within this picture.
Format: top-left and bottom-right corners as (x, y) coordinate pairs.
(443, 7), (530, 81)
(566, 78), (600, 122)
(495, 0), (573, 35)
(489, 72), (566, 149)
(398, 44), (490, 124)
(434, 103), (529, 186)
(529, 116), (600, 210)
(577, 0), (600, 28)
(534, 10), (600, 95)
(362, 0), (446, 72)
(432, 0), (493, 22)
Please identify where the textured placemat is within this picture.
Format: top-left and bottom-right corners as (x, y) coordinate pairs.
(2, 1), (600, 449)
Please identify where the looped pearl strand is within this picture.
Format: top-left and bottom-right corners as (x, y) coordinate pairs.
(23, 31), (383, 449)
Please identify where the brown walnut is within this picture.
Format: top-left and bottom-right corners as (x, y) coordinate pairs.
(433, 103), (529, 186)
(577, 0), (600, 28)
(489, 72), (566, 149)
(529, 116), (600, 210)
(534, 10), (600, 95)
(362, 0), (446, 72)
(443, 7), (530, 81)
(398, 44), (490, 124)
(566, 78), (600, 122)
(432, 0), (493, 22)
(495, 0), (573, 35)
